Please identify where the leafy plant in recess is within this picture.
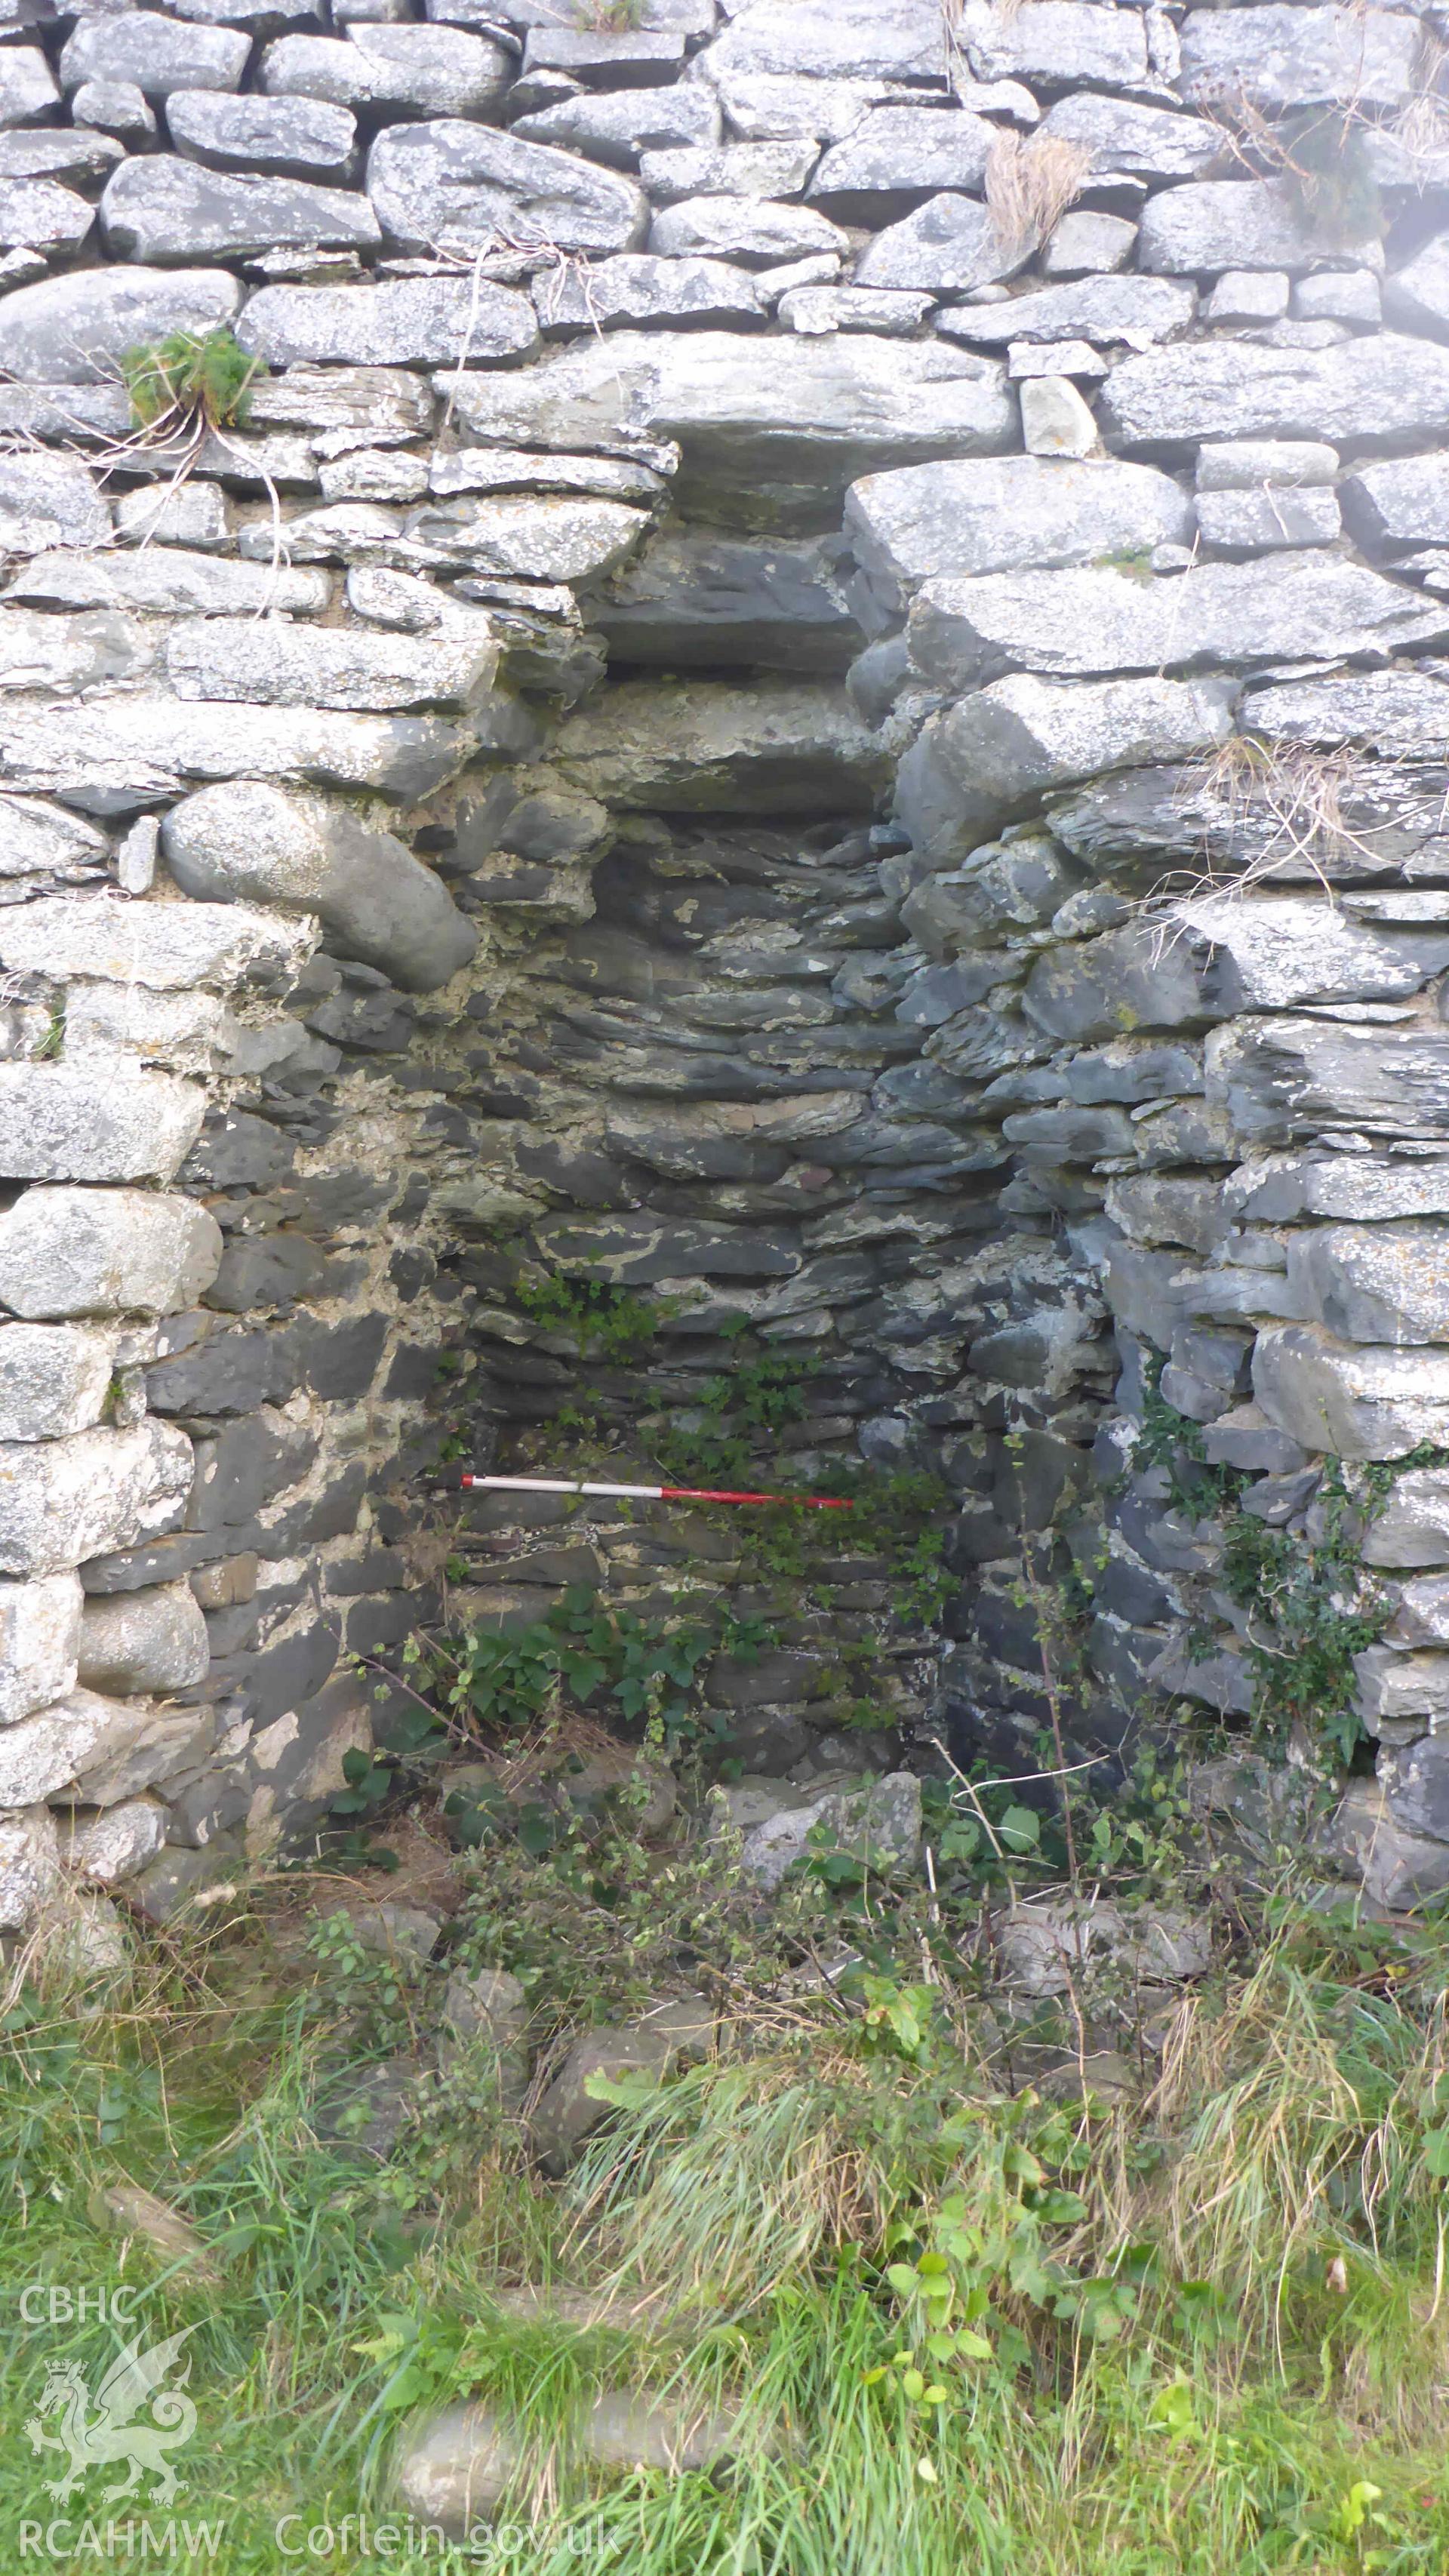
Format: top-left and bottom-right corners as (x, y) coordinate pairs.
(121, 328), (264, 433)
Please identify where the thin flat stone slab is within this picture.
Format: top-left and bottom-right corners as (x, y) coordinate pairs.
(1037, 93), (1221, 181)
(845, 454), (1192, 609)
(1179, 2), (1421, 109)
(59, 15), (250, 99)
(515, 87), (721, 171)
(955, 0), (1152, 90)
(532, 253), (762, 332)
(940, 272), (1195, 347)
(238, 275), (537, 365)
(808, 106), (996, 220)
(261, 28), (513, 118)
(367, 119), (648, 255)
(707, 0), (948, 83)
(553, 678), (891, 814)
(855, 193), (1025, 294)
(167, 91), (359, 184)
(100, 158), (382, 262)
(1100, 333), (1449, 448)
(5, 550), (331, 619)
(0, 265), (242, 383)
(0, 694), (472, 805)
(1254, 1325), (1449, 1462)
(1244, 669), (1449, 756)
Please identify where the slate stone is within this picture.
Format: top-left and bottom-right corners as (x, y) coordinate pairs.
(807, 106), (995, 221)
(184, 1110), (296, 1191)
(534, 253), (761, 333)
(1179, 4), (1421, 110)
(940, 273), (1197, 348)
(1254, 1325), (1449, 1462)
(163, 781), (477, 994)
(238, 274), (537, 365)
(442, 330), (1014, 527)
(1101, 334), (1449, 449)
(9, 549), (328, 620)
(956, 0), (1150, 88)
(1206, 1014), (1449, 1145)
(641, 142), (819, 202)
(60, 16), (251, 100)
(708, 0), (946, 82)
(147, 1319), (302, 1417)
(846, 454), (1193, 615)
(101, 158), (382, 263)
(514, 85), (721, 170)
(367, 120), (649, 257)
(594, 528), (859, 669)
(855, 194), (1025, 295)
(0, 263), (244, 385)
(0, 130), (125, 189)
(168, 90), (360, 184)
(1343, 454), (1449, 550)
(186, 1414), (317, 1532)
(300, 1311), (388, 1400)
(0, 696), (470, 808)
(1287, 1223), (1449, 1346)
(1037, 93), (1220, 182)
(522, 26), (687, 81)
(649, 195), (847, 266)
(552, 678), (890, 813)
(1245, 669), (1449, 757)
(237, 1620), (340, 1727)
(205, 1233), (327, 1315)
(1138, 178), (1376, 277)
(263, 27), (512, 118)
(531, 1211), (801, 1283)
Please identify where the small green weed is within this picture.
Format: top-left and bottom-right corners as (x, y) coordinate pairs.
(121, 326), (264, 432)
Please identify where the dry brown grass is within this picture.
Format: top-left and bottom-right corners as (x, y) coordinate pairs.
(984, 131), (1092, 258)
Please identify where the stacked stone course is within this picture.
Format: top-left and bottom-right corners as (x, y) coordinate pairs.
(4, 0), (1449, 1927)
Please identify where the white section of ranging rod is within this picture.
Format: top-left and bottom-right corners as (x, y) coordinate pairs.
(460, 1475), (853, 1509)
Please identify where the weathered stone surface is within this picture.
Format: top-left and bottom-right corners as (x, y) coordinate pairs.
(553, 679), (888, 813)
(165, 618), (496, 714)
(0, 695), (470, 804)
(900, 677), (1231, 860)
(394, 2405), (523, 2534)
(1101, 334), (1449, 448)
(1180, 894), (1449, 1010)
(0, 265), (242, 383)
(1364, 1470), (1449, 1568)
(780, 286), (934, 337)
(367, 121), (648, 256)
(1038, 92), (1220, 181)
(63, 1797), (168, 1886)
(1384, 234), (1449, 340)
(0, 130), (124, 189)
(943, 273), (1196, 349)
(1287, 1223), (1449, 1346)
(263, 28), (512, 118)
(529, 2024), (672, 2172)
(0, 1189), (222, 1321)
(1254, 1325), (1449, 1460)
(650, 194), (846, 266)
(1022, 919), (1212, 1044)
(0, 1572), (82, 1725)
(0, 1807), (60, 1935)
(444, 331), (1013, 524)
(515, 85), (721, 171)
(1138, 179), (1377, 276)
(102, 158), (382, 263)
(739, 1771), (921, 1890)
(641, 141), (818, 202)
(1180, 4), (1420, 109)
(162, 780), (477, 992)
(1208, 1015), (1449, 1144)
(534, 254), (761, 333)
(403, 493), (651, 581)
(595, 529), (857, 669)
(8, 550), (329, 619)
(239, 275), (537, 366)
(0, 894), (313, 993)
(709, 0), (946, 82)
(0, 1420), (192, 1578)
(1245, 669), (1449, 756)
(0, 453), (108, 555)
(848, 456), (1192, 616)
(1195, 485), (1342, 550)
(807, 107), (995, 220)
(0, 48), (58, 128)
(60, 16), (250, 99)
(0, 1068), (204, 1186)
(0, 178), (93, 259)
(906, 552), (1439, 685)
(0, 1324), (117, 1442)
(854, 194), (1024, 295)
(168, 90), (359, 184)
(78, 1583), (210, 1696)
(1343, 454), (1449, 551)
(63, 1691), (214, 1808)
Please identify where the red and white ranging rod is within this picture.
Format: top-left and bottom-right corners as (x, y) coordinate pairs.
(460, 1473), (853, 1512)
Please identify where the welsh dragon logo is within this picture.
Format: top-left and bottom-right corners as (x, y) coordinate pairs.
(25, 2325), (197, 2507)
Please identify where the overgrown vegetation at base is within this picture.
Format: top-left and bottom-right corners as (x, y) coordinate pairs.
(8, 1851), (1449, 2572)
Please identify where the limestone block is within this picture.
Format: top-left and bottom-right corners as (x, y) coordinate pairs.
(402, 494), (652, 583)
(0, 48), (58, 127)
(442, 331), (1014, 524)
(1364, 1471), (1449, 1569)
(1180, 2), (1420, 107)
(807, 107), (994, 220)
(1101, 334), (1449, 449)
(168, 91), (359, 184)
(1380, 232), (1449, 340)
(0, 1068), (204, 1186)
(0, 1573), (82, 1725)
(650, 194), (845, 266)
(61, 1796), (168, 1885)
(903, 675), (1230, 855)
(367, 120), (648, 255)
(1287, 1224), (1449, 1346)
(1343, 454), (1449, 552)
(516, 86), (721, 170)
(60, 16), (249, 98)
(78, 1583), (210, 1696)
(239, 275), (536, 367)
(1208, 1015), (1449, 1146)
(0, 895), (314, 993)
(263, 28), (512, 118)
(1254, 1325), (1449, 1460)
(1138, 178), (1380, 275)
(0, 1805), (60, 1933)
(846, 455), (1192, 614)
(944, 274), (1196, 349)
(0, 694), (472, 803)
(101, 158), (382, 263)
(8, 549), (331, 618)
(162, 780), (477, 993)
(0, 1324), (116, 1442)
(0, 1187), (223, 1320)
(0, 264), (242, 384)
(1195, 487), (1342, 550)
(0, 1420), (192, 1577)
(642, 142), (817, 201)
(163, 618), (497, 713)
(552, 679), (890, 814)
(535, 254), (762, 332)
(1246, 669), (1449, 757)
(708, 0), (946, 82)
(854, 193), (1024, 294)
(37, 1690), (214, 1808)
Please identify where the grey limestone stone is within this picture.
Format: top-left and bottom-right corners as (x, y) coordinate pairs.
(0, 1807), (60, 1935)
(595, 528), (858, 669)
(900, 676), (1232, 857)
(854, 194), (1025, 295)
(162, 780), (477, 993)
(0, 180), (94, 260)
(1384, 234), (1449, 339)
(1254, 1326), (1449, 1461)
(515, 85), (721, 171)
(101, 158), (383, 264)
(74, 80), (157, 147)
(168, 90), (360, 184)
(534, 254), (762, 332)
(0, 694), (472, 805)
(367, 119), (649, 256)
(0, 1572), (82, 1725)
(1180, 2), (1420, 108)
(641, 143), (818, 202)
(708, 0), (946, 82)
(778, 286), (934, 337)
(1287, 1223), (1449, 1346)
(7, 552), (330, 620)
(0, 1188), (223, 1322)
(114, 484), (231, 549)
(1139, 178), (1380, 277)
(0, 451), (108, 551)
(60, 15), (251, 100)
(1101, 333), (1449, 449)
(1343, 454), (1449, 551)
(957, 0), (1149, 87)
(941, 272), (1195, 349)
(738, 1771), (922, 1891)
(0, 1068), (205, 1186)
(239, 274), (537, 366)
(0, 48), (59, 128)
(0, 265), (242, 384)
(846, 454), (1193, 615)
(552, 678), (889, 814)
(1195, 486), (1342, 549)
(162, 617), (497, 713)
(63, 1797), (168, 1885)
(402, 492), (652, 580)
(1037, 93), (1220, 182)
(1364, 1470), (1449, 1569)
(808, 106), (995, 220)
(78, 1583), (210, 1697)
(0, 1324), (118, 1443)
(0, 1420), (192, 1579)
(648, 195), (847, 266)
(0, 895), (314, 993)
(0, 131), (125, 189)
(263, 27), (512, 117)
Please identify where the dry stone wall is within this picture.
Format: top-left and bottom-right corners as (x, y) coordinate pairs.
(6, 0), (1449, 1931)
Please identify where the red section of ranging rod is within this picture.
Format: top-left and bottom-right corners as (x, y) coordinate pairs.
(459, 1473), (851, 1510)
